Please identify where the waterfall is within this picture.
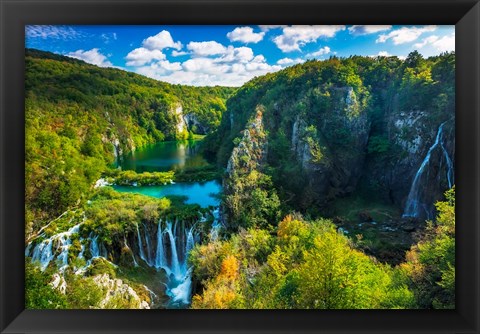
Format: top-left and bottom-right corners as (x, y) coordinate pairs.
(155, 220), (167, 270)
(166, 220), (182, 280)
(136, 224), (147, 263)
(144, 224), (154, 266)
(90, 234), (100, 258)
(148, 218), (203, 306)
(403, 122), (454, 218)
(27, 206), (221, 307)
(185, 226), (195, 256)
(168, 269), (192, 305)
(209, 208), (221, 241)
(440, 140), (454, 188)
(124, 236), (138, 267)
(30, 223), (82, 271)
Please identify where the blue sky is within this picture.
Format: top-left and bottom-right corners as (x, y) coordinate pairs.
(26, 25), (455, 87)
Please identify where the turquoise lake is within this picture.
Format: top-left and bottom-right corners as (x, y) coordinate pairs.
(113, 180), (221, 208)
(115, 140), (221, 207)
(119, 140), (209, 173)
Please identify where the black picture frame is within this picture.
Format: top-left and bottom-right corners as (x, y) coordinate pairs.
(1, 0), (479, 333)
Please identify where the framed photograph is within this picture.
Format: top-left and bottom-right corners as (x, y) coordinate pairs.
(1, 0), (479, 333)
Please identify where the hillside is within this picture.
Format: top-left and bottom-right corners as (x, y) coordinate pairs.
(24, 48), (455, 311)
(25, 49), (235, 233)
(206, 51), (455, 225)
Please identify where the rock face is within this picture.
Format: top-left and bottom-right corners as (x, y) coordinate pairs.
(289, 87), (370, 203)
(172, 103), (187, 135)
(221, 87), (454, 219)
(366, 108), (455, 220)
(50, 273), (67, 294)
(223, 106), (270, 227)
(226, 107), (267, 177)
(93, 273), (150, 309)
(183, 113), (209, 134)
(398, 120), (455, 220)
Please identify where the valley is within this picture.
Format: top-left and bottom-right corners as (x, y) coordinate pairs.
(25, 48), (455, 310)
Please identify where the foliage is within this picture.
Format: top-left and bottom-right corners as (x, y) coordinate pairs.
(104, 169), (175, 186)
(225, 169), (281, 231)
(25, 48), (455, 311)
(25, 48), (234, 235)
(190, 215), (414, 309)
(25, 261), (68, 309)
(63, 272), (105, 309)
(400, 187), (455, 309)
(82, 187), (171, 245)
(206, 52), (455, 216)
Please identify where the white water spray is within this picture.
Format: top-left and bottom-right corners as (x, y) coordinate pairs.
(403, 122), (454, 218)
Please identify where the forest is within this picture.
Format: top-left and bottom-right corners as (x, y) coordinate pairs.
(25, 48), (455, 310)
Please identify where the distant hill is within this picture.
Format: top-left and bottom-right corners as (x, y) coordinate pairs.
(25, 48), (235, 231)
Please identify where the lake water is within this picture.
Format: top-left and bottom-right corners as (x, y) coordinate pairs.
(114, 180), (221, 208)
(115, 140), (221, 207)
(119, 140), (209, 173)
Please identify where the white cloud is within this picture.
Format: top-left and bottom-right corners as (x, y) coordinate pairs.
(136, 59), (182, 77)
(216, 46), (254, 63)
(187, 41), (227, 56)
(227, 26), (265, 43)
(126, 30), (183, 66)
(171, 50), (188, 57)
(413, 35), (439, 49)
(376, 25), (437, 45)
(125, 47), (166, 66)
(26, 25), (82, 40)
(101, 32), (118, 44)
(368, 51), (392, 57)
(183, 57), (229, 74)
(276, 57), (304, 65)
(142, 30), (182, 51)
(432, 34), (455, 52)
(348, 25), (392, 35)
(134, 45), (281, 86)
(306, 46), (331, 58)
(66, 48), (113, 67)
(273, 25), (345, 52)
(414, 33), (455, 52)
(127, 31), (283, 86)
(158, 60), (182, 71)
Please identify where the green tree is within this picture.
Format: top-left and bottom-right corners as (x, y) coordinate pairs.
(401, 187), (455, 309)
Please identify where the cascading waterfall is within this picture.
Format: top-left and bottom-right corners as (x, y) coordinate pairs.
(29, 223), (82, 271)
(209, 208), (221, 241)
(154, 220), (167, 270)
(440, 139), (454, 189)
(26, 220), (110, 274)
(186, 226), (195, 257)
(124, 236), (138, 267)
(135, 215), (214, 306)
(136, 224), (147, 263)
(144, 224), (154, 266)
(403, 122), (454, 219)
(166, 220), (182, 281)
(26, 207), (221, 307)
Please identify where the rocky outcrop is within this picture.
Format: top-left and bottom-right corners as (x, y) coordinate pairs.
(93, 273), (150, 309)
(290, 87), (370, 202)
(183, 113), (208, 134)
(226, 107), (267, 177)
(50, 273), (67, 294)
(171, 103), (187, 135)
(367, 107), (455, 219)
